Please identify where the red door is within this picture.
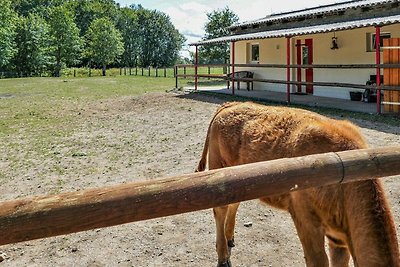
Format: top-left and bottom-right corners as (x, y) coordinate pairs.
(296, 39), (314, 94)
(305, 39), (314, 94)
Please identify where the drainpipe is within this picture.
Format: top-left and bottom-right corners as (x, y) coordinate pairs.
(195, 45), (199, 91)
(231, 41), (236, 96)
(375, 26), (381, 114)
(287, 37), (291, 104)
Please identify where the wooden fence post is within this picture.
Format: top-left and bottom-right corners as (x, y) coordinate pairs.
(148, 67), (151, 77)
(164, 68), (167, 78)
(156, 68), (158, 77)
(0, 147), (399, 246)
(175, 66), (178, 88)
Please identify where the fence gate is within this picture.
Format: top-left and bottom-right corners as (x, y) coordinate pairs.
(383, 38), (400, 113)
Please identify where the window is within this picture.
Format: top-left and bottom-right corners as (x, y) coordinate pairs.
(251, 44), (259, 62)
(367, 32), (391, 51)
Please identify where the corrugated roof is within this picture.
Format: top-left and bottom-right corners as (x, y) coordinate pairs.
(231, 0), (397, 29)
(191, 14), (400, 46)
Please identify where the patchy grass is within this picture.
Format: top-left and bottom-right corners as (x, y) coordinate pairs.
(0, 76), (181, 189)
(0, 76), (178, 133)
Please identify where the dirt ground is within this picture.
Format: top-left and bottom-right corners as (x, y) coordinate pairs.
(0, 91), (399, 267)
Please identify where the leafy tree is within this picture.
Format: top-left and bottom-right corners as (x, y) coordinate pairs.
(84, 17), (124, 76)
(0, 0), (17, 68)
(200, 7), (239, 65)
(12, 0), (62, 17)
(134, 7), (185, 67)
(13, 13), (52, 75)
(68, 0), (120, 36)
(117, 7), (140, 67)
(48, 5), (83, 77)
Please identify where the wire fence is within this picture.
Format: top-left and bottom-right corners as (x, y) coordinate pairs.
(0, 67), (182, 79)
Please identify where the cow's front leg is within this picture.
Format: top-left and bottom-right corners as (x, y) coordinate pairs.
(213, 206), (231, 267)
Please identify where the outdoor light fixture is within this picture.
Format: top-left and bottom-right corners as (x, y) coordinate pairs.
(331, 33), (339, 50)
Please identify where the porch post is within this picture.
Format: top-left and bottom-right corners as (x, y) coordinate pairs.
(375, 26), (381, 114)
(195, 45), (199, 91)
(287, 37), (291, 104)
(231, 41), (236, 96)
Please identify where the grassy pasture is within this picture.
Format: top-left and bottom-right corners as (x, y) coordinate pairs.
(0, 76), (180, 189)
(0, 76), (177, 134)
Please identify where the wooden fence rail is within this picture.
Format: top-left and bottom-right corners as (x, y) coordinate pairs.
(1, 146), (400, 246)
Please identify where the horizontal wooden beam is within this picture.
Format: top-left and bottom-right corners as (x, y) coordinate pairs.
(0, 146), (400, 246)
(175, 63), (400, 69)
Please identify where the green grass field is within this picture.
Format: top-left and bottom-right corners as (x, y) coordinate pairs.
(0, 76), (188, 186)
(0, 76), (181, 165)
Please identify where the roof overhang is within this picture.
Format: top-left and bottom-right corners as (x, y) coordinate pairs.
(190, 14), (400, 46)
(229, 0), (396, 30)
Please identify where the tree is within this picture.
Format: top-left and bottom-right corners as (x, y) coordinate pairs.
(12, 0), (62, 17)
(0, 0), (17, 68)
(133, 7), (185, 67)
(117, 7), (140, 67)
(67, 0), (120, 36)
(48, 5), (83, 77)
(84, 17), (124, 76)
(13, 13), (52, 75)
(200, 7), (239, 65)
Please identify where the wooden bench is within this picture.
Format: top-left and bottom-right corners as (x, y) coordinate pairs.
(226, 71), (254, 91)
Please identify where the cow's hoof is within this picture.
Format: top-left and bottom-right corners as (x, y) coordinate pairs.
(228, 239), (235, 248)
(217, 260), (232, 267)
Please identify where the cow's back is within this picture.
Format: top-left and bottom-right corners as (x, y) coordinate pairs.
(209, 102), (367, 166)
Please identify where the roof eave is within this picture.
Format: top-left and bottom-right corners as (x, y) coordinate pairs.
(190, 15), (400, 46)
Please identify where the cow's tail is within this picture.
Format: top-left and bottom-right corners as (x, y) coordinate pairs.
(195, 102), (241, 172)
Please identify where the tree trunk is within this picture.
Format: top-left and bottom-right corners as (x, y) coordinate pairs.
(102, 65), (106, 76)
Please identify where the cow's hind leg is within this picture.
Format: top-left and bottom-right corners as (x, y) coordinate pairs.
(289, 201), (329, 267)
(225, 203), (240, 252)
(213, 206), (231, 267)
(328, 238), (350, 267)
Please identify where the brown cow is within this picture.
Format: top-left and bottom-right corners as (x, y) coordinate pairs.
(196, 102), (399, 267)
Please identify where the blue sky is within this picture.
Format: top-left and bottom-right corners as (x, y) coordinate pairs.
(116, 0), (349, 56)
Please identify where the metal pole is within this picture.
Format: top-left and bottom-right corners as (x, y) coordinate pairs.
(195, 45), (199, 91)
(231, 41), (236, 96)
(375, 26), (382, 114)
(287, 37), (291, 104)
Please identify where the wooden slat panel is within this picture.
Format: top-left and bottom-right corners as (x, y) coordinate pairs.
(389, 38), (395, 113)
(392, 38), (399, 112)
(384, 39), (391, 113)
(383, 38), (400, 113)
(396, 38), (400, 112)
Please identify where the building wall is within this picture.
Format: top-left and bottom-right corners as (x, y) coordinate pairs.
(232, 24), (400, 99)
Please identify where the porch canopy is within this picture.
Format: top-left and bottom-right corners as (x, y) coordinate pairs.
(190, 14), (400, 46)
